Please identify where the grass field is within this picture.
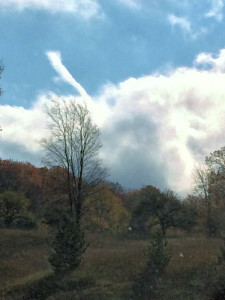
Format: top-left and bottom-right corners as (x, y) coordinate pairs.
(0, 224), (223, 299)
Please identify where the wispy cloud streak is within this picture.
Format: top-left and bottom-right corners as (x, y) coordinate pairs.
(118, 0), (141, 9)
(168, 14), (191, 33)
(0, 0), (101, 18)
(168, 13), (206, 40)
(206, 0), (224, 21)
(46, 51), (89, 99)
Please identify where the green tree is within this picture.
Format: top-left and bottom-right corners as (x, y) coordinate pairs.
(49, 213), (87, 275)
(131, 186), (182, 236)
(131, 230), (170, 299)
(84, 183), (131, 232)
(130, 185), (161, 234)
(0, 190), (36, 228)
(174, 200), (198, 233)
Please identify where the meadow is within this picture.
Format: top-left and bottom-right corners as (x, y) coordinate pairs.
(0, 223), (223, 299)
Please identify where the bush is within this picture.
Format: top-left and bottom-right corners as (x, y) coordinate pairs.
(207, 238), (225, 299)
(42, 202), (68, 226)
(131, 229), (170, 299)
(174, 202), (198, 233)
(0, 191), (37, 229)
(23, 274), (59, 300)
(11, 211), (37, 229)
(23, 275), (94, 300)
(49, 214), (87, 275)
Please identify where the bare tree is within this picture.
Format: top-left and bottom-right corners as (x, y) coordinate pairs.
(206, 147), (225, 173)
(193, 166), (215, 237)
(193, 166), (210, 202)
(42, 97), (106, 224)
(205, 147), (225, 203)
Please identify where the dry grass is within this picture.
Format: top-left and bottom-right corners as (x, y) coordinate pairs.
(0, 223), (51, 294)
(0, 227), (223, 299)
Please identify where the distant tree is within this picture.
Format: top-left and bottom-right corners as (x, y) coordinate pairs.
(194, 159), (225, 237)
(193, 166), (214, 236)
(42, 97), (106, 225)
(0, 190), (36, 228)
(205, 147), (225, 205)
(84, 183), (131, 232)
(131, 186), (182, 236)
(124, 189), (143, 212)
(155, 190), (182, 236)
(174, 200), (198, 233)
(206, 147), (225, 173)
(0, 160), (21, 192)
(0, 160), (47, 211)
(130, 185), (161, 234)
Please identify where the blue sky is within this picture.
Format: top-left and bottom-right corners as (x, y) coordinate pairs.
(1, 0), (225, 195)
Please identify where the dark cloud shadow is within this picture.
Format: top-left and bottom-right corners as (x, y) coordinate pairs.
(101, 114), (169, 190)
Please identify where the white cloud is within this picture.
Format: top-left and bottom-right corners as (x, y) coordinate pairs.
(0, 100), (47, 161)
(95, 67), (225, 194)
(195, 48), (225, 72)
(168, 14), (206, 39)
(206, 0), (224, 21)
(46, 51), (90, 99)
(0, 0), (101, 18)
(2, 49), (225, 195)
(168, 14), (191, 33)
(118, 0), (141, 9)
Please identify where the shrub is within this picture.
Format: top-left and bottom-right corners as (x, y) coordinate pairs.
(131, 229), (170, 299)
(42, 202), (68, 226)
(174, 202), (198, 233)
(49, 214), (87, 275)
(23, 275), (94, 300)
(23, 274), (59, 300)
(0, 191), (37, 229)
(207, 238), (225, 299)
(11, 211), (37, 229)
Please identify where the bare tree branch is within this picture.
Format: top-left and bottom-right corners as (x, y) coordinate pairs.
(42, 97), (107, 224)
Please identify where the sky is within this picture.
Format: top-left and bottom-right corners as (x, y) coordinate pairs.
(1, 0), (225, 195)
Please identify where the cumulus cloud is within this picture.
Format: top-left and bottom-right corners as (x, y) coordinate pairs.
(95, 67), (225, 194)
(195, 48), (225, 72)
(0, 0), (101, 19)
(206, 0), (224, 21)
(0, 100), (47, 164)
(2, 49), (225, 195)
